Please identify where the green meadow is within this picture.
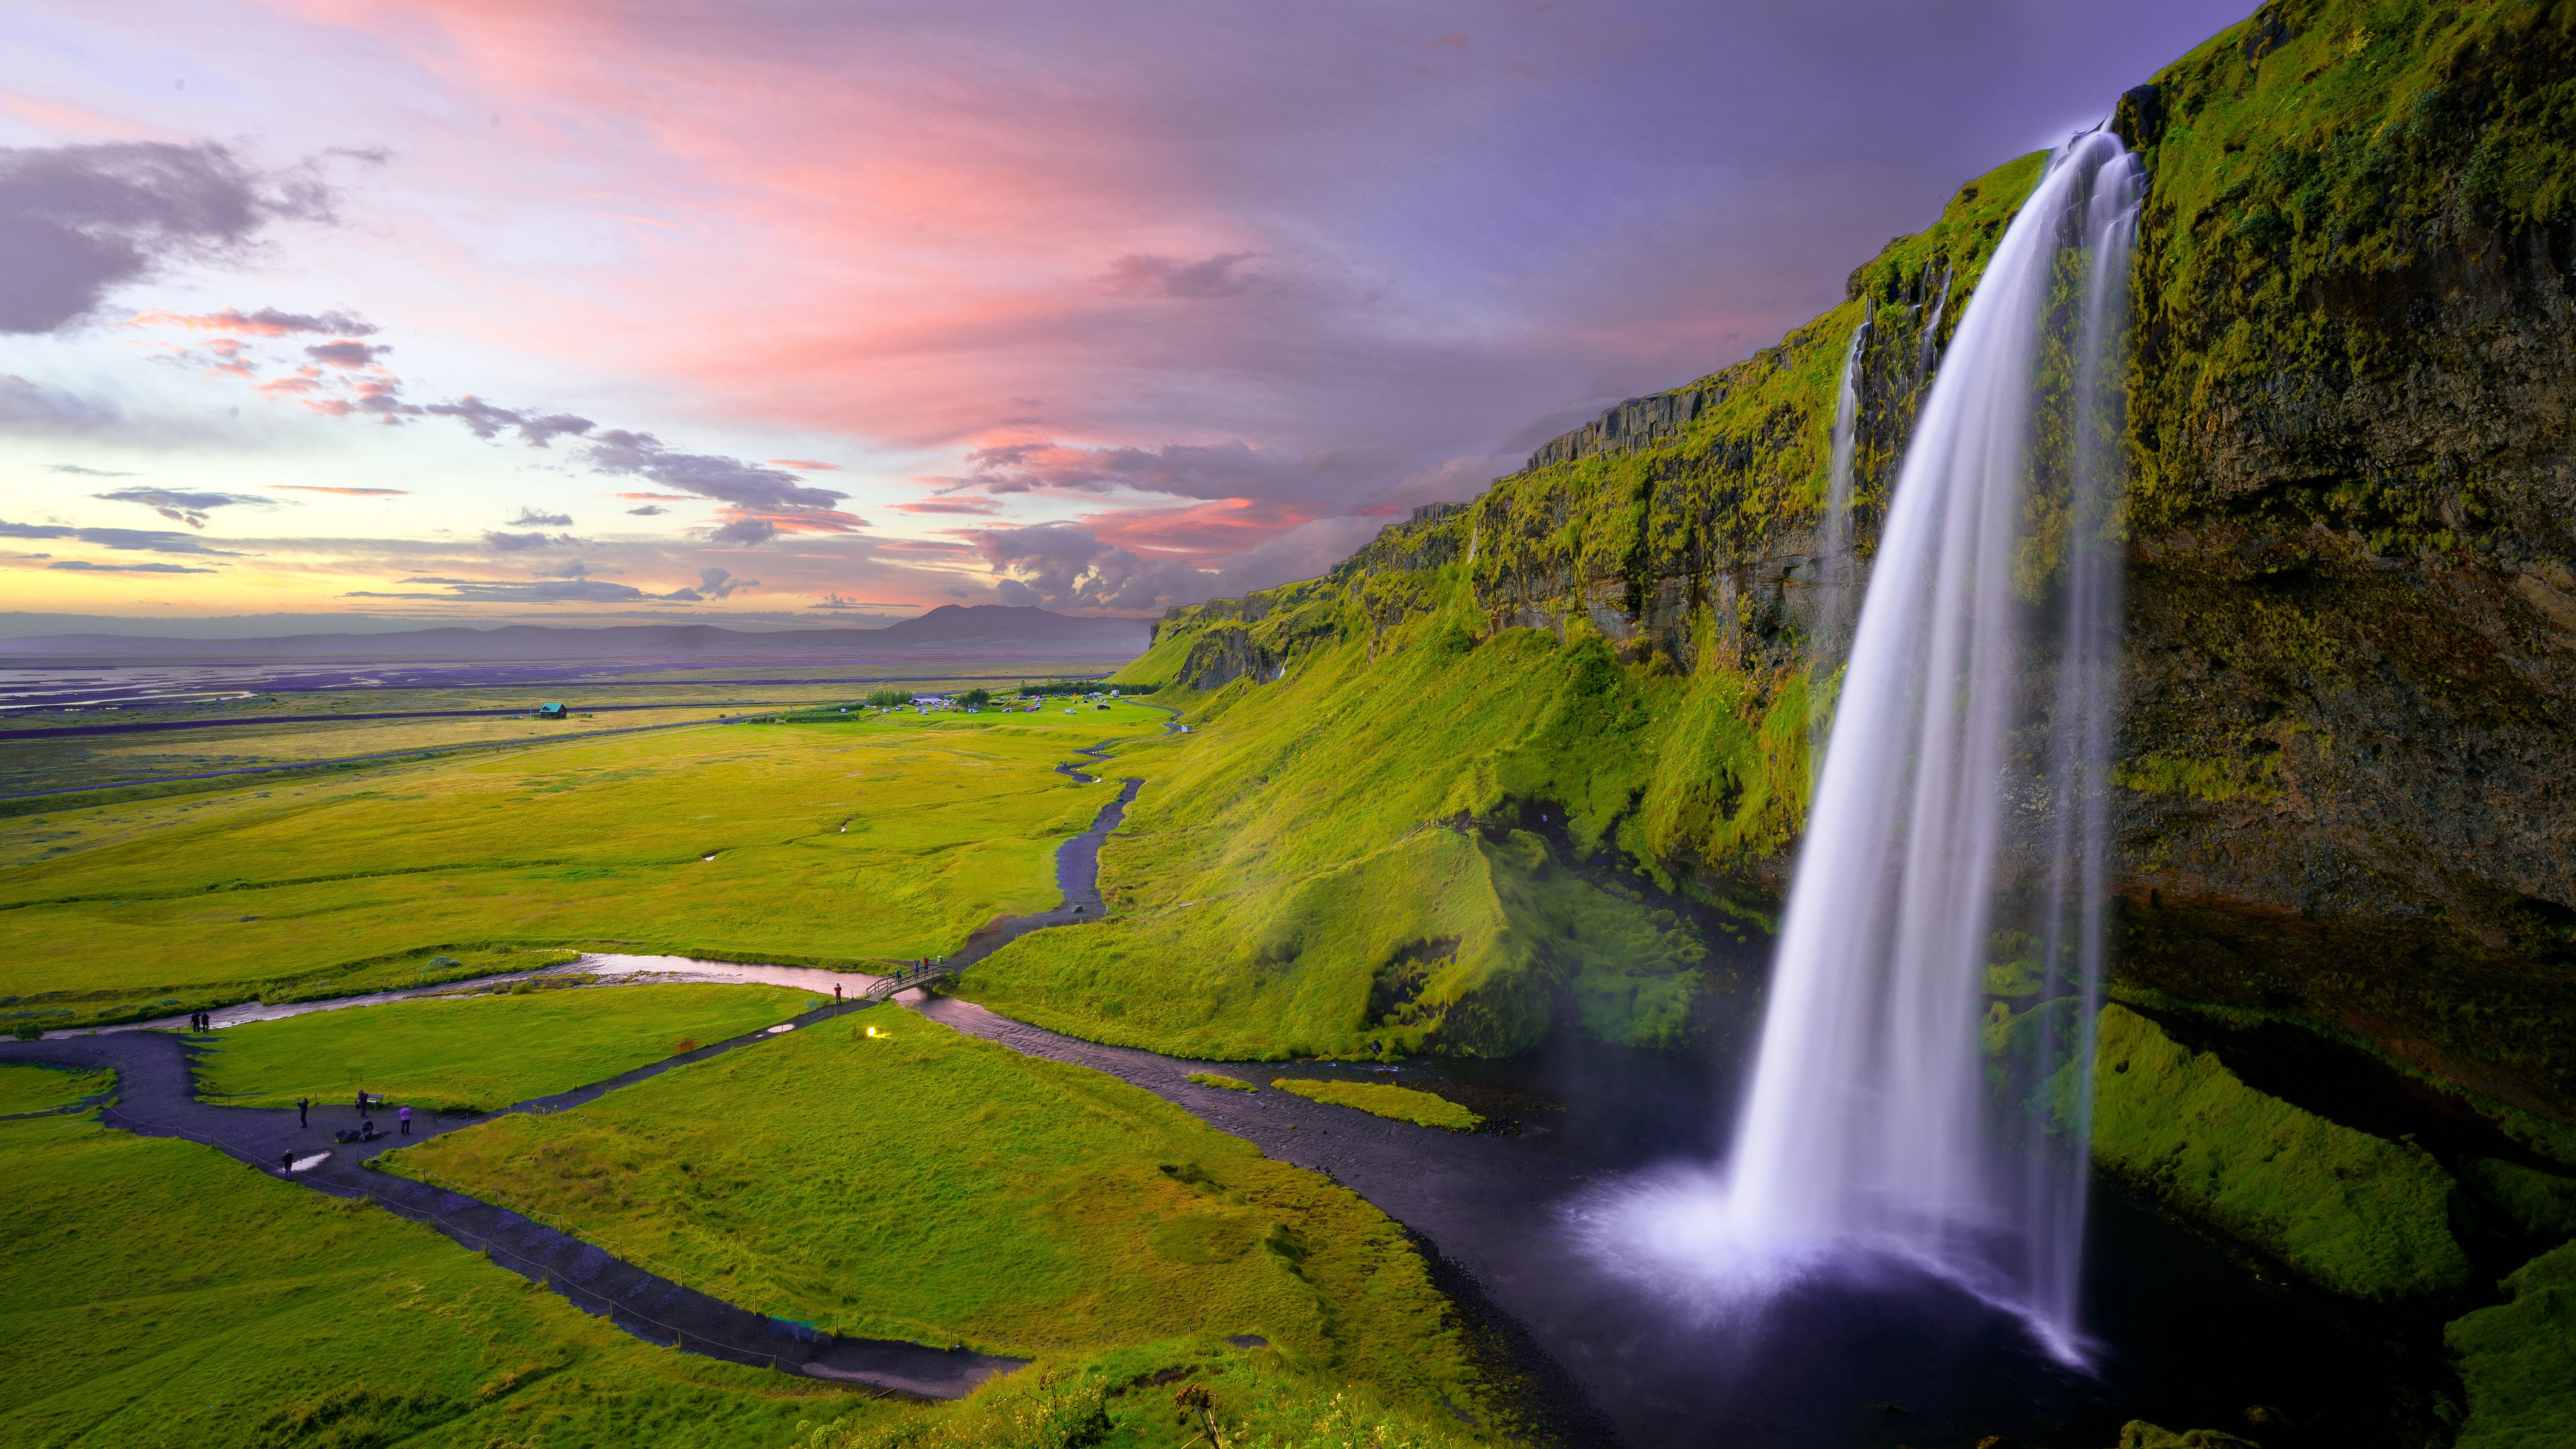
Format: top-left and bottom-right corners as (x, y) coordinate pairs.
(195, 983), (820, 1112)
(385, 1006), (1491, 1423)
(0, 1110), (885, 1448)
(0, 1062), (111, 1116)
(0, 704), (1167, 1031)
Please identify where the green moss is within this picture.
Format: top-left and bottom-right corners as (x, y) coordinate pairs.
(2113, 751), (2284, 804)
(2128, 0), (2576, 548)
(2464, 1157), (2576, 1242)
(2091, 1004), (2470, 1298)
(2114, 1426), (2259, 1449)
(1270, 1078), (1482, 1133)
(1187, 1072), (1258, 1093)
(2444, 1241), (2576, 1449)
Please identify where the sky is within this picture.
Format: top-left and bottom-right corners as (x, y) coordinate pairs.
(0, 0), (2251, 631)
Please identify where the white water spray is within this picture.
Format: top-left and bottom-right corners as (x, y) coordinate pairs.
(1587, 133), (2141, 1360)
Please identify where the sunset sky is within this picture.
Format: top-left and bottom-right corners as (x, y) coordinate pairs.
(1, 1), (2247, 630)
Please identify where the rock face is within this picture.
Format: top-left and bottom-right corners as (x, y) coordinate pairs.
(1138, 0), (2576, 1124)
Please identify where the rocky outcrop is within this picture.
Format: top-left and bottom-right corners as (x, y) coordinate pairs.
(1173, 623), (1278, 691)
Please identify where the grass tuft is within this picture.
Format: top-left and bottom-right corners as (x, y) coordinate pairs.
(1271, 1077), (1481, 1133)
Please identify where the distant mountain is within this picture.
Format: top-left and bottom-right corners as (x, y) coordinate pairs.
(0, 607), (1150, 663)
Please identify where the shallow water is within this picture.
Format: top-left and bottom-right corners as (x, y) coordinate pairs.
(51, 953), (885, 1039)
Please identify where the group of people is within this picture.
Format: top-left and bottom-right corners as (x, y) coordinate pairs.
(185, 1010), (214, 1032)
(279, 1091), (411, 1171)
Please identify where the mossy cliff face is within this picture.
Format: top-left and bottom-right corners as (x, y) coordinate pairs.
(2113, 0), (2576, 1136)
(1113, 0), (2576, 1127)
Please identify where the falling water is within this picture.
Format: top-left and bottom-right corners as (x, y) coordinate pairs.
(1805, 305), (1870, 775)
(1811, 303), (1870, 663)
(1585, 133), (2142, 1361)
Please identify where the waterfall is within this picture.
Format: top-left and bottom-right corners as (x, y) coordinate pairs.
(1813, 303), (1870, 661)
(1805, 305), (1870, 775)
(1582, 133), (2141, 1362)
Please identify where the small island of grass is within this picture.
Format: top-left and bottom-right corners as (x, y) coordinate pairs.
(1187, 1072), (1257, 1093)
(1272, 1077), (1480, 1132)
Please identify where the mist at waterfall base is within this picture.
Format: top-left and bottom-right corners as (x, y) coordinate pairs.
(1573, 133), (2143, 1367)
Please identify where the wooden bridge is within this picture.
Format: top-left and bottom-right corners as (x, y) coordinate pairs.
(859, 961), (960, 1001)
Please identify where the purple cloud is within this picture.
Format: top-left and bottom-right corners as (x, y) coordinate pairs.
(971, 521), (1214, 612)
(93, 486), (270, 529)
(304, 339), (386, 367)
(0, 140), (331, 334)
(1102, 250), (1260, 299)
(424, 394), (595, 445)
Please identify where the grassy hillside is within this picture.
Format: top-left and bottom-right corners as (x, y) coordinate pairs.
(961, 611), (1794, 1059)
(0, 707), (1157, 1031)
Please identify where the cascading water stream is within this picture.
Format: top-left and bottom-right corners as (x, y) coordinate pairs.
(1805, 304), (1870, 773)
(1580, 132), (2141, 1364)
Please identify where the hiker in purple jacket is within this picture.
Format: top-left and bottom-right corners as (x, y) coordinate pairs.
(398, 1104), (411, 1136)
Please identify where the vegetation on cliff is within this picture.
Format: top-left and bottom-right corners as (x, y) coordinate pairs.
(2090, 1004), (2470, 1298)
(2444, 1240), (2576, 1449)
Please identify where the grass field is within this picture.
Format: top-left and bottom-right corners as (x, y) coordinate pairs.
(2091, 1005), (2471, 1299)
(0, 1111), (885, 1448)
(195, 983), (821, 1112)
(0, 1063), (111, 1115)
(0, 703), (1167, 1030)
(384, 1007), (1490, 1424)
(1272, 1077), (1483, 1132)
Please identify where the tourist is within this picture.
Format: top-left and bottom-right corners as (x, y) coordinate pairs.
(356, 1089), (368, 1117)
(281, 1152), (292, 1174)
(398, 1104), (411, 1135)
(298, 1095), (309, 1128)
